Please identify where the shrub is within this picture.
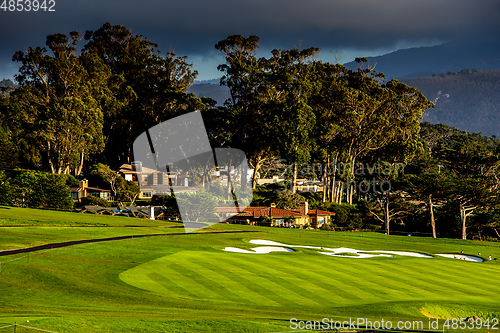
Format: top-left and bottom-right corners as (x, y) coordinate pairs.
(328, 203), (363, 229)
(320, 223), (332, 231)
(80, 195), (110, 207)
(9, 169), (73, 209)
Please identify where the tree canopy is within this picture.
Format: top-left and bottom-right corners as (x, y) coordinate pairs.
(3, 30), (500, 241)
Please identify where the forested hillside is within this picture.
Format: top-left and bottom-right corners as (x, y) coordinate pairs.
(343, 40), (500, 80)
(2, 28), (500, 240)
(403, 69), (500, 137)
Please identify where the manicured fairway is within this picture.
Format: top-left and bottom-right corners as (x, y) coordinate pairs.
(1, 206), (500, 332)
(121, 244), (500, 308)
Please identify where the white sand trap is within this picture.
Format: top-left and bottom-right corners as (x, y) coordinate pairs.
(369, 251), (433, 258)
(322, 247), (369, 254)
(321, 247), (432, 258)
(223, 246), (295, 254)
(230, 240), (480, 263)
(250, 239), (322, 249)
(320, 249), (392, 258)
(435, 254), (483, 262)
(250, 240), (431, 258)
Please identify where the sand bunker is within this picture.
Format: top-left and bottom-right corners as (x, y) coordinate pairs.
(224, 240), (481, 263)
(223, 246), (295, 254)
(249, 239), (321, 249)
(248, 240), (432, 258)
(320, 248), (392, 258)
(378, 251), (434, 258)
(320, 247), (432, 258)
(434, 254), (483, 262)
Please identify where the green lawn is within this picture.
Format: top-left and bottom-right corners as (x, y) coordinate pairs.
(0, 205), (179, 227)
(1, 206), (499, 332)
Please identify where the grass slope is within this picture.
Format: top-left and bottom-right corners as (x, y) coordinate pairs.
(1, 207), (499, 332)
(0, 206), (177, 227)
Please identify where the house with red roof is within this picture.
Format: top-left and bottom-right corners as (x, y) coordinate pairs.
(217, 202), (334, 229)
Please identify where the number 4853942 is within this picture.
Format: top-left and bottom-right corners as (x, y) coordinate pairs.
(1, 0), (56, 11)
(442, 318), (499, 330)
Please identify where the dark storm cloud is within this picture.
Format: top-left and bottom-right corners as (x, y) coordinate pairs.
(1, 0), (499, 80)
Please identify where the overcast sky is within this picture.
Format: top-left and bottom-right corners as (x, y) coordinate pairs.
(1, 0), (499, 81)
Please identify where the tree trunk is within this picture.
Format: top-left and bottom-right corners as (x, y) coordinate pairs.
(241, 160), (248, 193)
(75, 151), (85, 176)
(429, 195), (436, 238)
(347, 159), (356, 204)
(291, 163), (297, 193)
(336, 181), (343, 204)
(226, 158), (232, 200)
(460, 202), (467, 240)
(251, 156), (265, 190)
(384, 192), (390, 235)
(329, 177), (335, 202)
(330, 154), (338, 202)
(322, 155), (329, 202)
(128, 193), (138, 206)
(47, 142), (55, 174)
(493, 228), (500, 239)
(347, 183), (355, 205)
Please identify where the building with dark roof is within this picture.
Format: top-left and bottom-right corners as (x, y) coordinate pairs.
(217, 201), (334, 228)
(69, 179), (112, 202)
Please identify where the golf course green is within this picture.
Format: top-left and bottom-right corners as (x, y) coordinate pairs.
(1, 206), (499, 332)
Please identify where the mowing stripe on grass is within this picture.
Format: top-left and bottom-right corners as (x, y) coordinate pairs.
(146, 272), (202, 300)
(340, 259), (447, 298)
(168, 260), (262, 304)
(300, 255), (433, 302)
(217, 252), (359, 306)
(122, 251), (285, 306)
(183, 253), (309, 307)
(302, 256), (392, 302)
(190, 253), (330, 307)
(121, 262), (206, 301)
(213, 253), (338, 307)
(271, 255), (364, 302)
(211, 253), (327, 307)
(155, 261), (234, 301)
(181, 257), (279, 306)
(415, 258), (500, 289)
(379, 259), (497, 300)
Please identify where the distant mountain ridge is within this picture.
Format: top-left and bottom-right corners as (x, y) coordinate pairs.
(402, 69), (500, 137)
(188, 83), (229, 106)
(188, 70), (500, 138)
(189, 40), (500, 137)
(343, 39), (500, 80)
